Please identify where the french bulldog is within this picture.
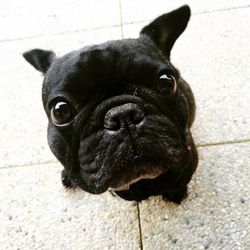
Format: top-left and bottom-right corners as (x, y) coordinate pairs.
(23, 5), (198, 204)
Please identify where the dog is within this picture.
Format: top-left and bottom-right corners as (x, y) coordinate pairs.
(23, 5), (198, 204)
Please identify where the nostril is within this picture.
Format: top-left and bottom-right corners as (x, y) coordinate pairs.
(104, 116), (120, 131)
(133, 148), (142, 159)
(130, 109), (144, 125)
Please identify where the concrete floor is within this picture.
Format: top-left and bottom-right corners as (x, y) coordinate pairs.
(0, 1), (250, 249)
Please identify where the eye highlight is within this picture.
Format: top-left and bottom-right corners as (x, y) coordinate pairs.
(50, 100), (75, 126)
(157, 73), (177, 95)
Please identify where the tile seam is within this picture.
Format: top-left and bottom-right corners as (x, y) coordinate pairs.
(1, 4), (249, 44)
(0, 24), (122, 44)
(197, 139), (250, 148)
(137, 203), (143, 250)
(118, 0), (124, 39)
(0, 139), (250, 169)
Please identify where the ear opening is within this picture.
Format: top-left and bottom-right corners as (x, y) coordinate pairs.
(140, 5), (191, 57)
(23, 49), (56, 73)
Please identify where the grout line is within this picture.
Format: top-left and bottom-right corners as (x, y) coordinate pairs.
(136, 203), (143, 250)
(0, 160), (58, 170)
(118, 0), (124, 39)
(193, 4), (250, 16)
(119, 4), (250, 26)
(0, 24), (123, 44)
(1, 4), (249, 44)
(0, 139), (250, 170)
(197, 138), (250, 148)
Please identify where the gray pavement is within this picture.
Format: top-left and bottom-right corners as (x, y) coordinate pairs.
(0, 1), (250, 249)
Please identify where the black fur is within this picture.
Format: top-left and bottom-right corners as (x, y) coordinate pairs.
(23, 5), (198, 203)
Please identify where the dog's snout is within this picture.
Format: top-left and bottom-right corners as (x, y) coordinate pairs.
(104, 103), (144, 131)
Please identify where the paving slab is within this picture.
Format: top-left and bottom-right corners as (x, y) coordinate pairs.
(123, 8), (250, 145)
(120, 0), (250, 24)
(0, 27), (122, 168)
(0, 0), (121, 41)
(138, 142), (250, 250)
(0, 163), (140, 250)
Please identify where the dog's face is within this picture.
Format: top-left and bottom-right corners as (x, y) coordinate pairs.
(23, 6), (193, 194)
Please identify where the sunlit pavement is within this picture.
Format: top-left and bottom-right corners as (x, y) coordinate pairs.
(0, 1), (249, 249)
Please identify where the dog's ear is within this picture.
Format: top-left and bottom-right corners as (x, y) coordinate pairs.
(140, 5), (191, 57)
(23, 49), (56, 73)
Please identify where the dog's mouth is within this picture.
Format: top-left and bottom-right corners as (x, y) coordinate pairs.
(108, 168), (164, 191)
(106, 160), (167, 191)
(76, 134), (185, 194)
(76, 154), (168, 194)
(75, 159), (167, 193)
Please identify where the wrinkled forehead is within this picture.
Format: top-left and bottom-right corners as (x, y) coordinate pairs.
(43, 39), (172, 98)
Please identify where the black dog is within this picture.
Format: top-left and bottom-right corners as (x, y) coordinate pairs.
(23, 5), (198, 204)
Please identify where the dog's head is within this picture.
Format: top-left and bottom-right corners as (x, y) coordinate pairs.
(23, 6), (192, 194)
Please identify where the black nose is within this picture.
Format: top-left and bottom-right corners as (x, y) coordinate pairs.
(104, 103), (144, 131)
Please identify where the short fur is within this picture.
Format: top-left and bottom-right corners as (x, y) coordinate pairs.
(23, 5), (198, 203)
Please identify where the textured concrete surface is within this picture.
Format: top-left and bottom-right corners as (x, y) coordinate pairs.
(0, 0), (250, 249)
(0, 0), (121, 41)
(120, 0), (250, 24)
(0, 164), (140, 249)
(139, 143), (250, 249)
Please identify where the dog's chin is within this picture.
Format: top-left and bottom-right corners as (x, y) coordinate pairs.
(76, 162), (167, 194)
(108, 164), (166, 191)
(108, 168), (164, 192)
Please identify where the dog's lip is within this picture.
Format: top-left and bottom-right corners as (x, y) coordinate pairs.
(108, 176), (154, 192)
(108, 170), (164, 192)
(74, 173), (112, 194)
(77, 163), (165, 193)
(79, 149), (144, 175)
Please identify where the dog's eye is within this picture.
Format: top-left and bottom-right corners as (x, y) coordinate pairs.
(51, 101), (75, 125)
(157, 74), (177, 95)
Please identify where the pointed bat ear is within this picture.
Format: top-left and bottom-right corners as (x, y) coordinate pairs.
(140, 5), (191, 57)
(23, 49), (56, 73)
